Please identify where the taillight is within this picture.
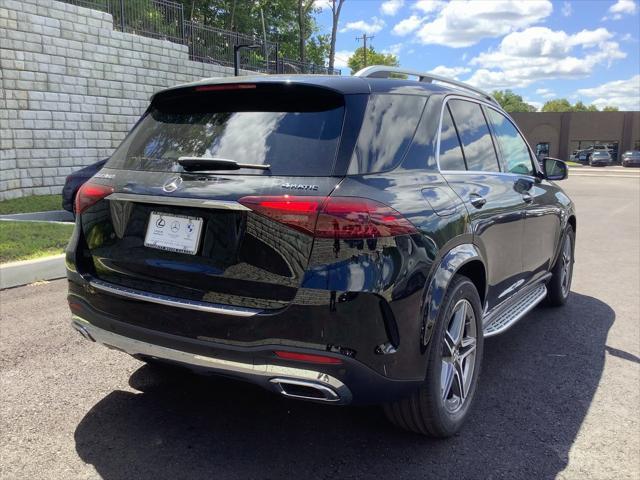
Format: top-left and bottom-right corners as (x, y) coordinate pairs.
(75, 181), (114, 214)
(238, 195), (417, 239)
(274, 350), (343, 365)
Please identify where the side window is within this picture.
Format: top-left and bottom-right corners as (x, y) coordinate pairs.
(439, 105), (466, 171)
(349, 94), (427, 174)
(447, 99), (500, 172)
(487, 109), (535, 176)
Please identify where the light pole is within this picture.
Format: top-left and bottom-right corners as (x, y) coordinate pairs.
(234, 44), (261, 76)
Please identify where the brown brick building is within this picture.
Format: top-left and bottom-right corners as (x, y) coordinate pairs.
(511, 111), (640, 163)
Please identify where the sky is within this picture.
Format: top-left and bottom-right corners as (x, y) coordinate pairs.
(313, 0), (640, 110)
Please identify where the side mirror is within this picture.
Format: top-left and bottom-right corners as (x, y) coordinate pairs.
(543, 157), (568, 181)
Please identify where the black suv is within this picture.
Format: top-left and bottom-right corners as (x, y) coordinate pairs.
(67, 66), (575, 437)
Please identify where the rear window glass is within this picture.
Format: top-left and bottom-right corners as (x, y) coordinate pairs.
(348, 94), (427, 174)
(106, 85), (345, 176)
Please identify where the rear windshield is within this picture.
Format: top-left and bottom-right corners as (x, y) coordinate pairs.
(106, 84), (345, 176)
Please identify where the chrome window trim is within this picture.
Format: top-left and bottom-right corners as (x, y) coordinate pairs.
(106, 193), (251, 211)
(435, 94), (542, 179)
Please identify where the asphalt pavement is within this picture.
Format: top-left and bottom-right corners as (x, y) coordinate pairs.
(1, 171), (638, 480)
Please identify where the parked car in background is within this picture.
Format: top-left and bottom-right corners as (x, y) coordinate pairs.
(621, 150), (640, 167)
(575, 148), (591, 162)
(62, 159), (108, 214)
(66, 67), (575, 438)
(589, 150), (612, 166)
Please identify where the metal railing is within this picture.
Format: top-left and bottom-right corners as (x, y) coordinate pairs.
(61, 0), (340, 75)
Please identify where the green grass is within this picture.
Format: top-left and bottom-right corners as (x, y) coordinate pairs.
(0, 194), (63, 215)
(0, 221), (74, 263)
(565, 161), (583, 167)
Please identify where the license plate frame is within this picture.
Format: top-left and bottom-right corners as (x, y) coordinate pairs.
(144, 211), (203, 255)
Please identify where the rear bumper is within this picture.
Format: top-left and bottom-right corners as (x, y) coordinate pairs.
(72, 315), (353, 404)
(68, 291), (422, 405)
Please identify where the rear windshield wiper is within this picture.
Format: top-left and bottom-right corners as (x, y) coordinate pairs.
(178, 156), (270, 171)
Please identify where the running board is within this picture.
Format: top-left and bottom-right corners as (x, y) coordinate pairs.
(483, 284), (547, 337)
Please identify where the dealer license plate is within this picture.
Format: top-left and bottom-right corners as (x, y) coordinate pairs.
(144, 212), (203, 255)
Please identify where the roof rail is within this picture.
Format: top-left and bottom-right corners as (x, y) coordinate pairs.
(354, 65), (498, 105)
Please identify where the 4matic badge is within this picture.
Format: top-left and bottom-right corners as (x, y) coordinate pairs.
(281, 183), (319, 191)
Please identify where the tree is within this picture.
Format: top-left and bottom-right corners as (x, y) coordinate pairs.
(541, 99), (617, 112)
(347, 46), (398, 74)
(541, 99), (573, 112)
(175, 0), (325, 66)
(297, 0), (315, 64)
(306, 34), (330, 67)
(328, 0), (345, 72)
(492, 90), (537, 112)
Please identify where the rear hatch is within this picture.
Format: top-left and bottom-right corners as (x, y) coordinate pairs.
(77, 82), (349, 310)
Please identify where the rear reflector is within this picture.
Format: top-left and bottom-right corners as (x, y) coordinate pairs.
(75, 181), (114, 214)
(195, 84), (256, 92)
(238, 195), (417, 239)
(274, 350), (343, 365)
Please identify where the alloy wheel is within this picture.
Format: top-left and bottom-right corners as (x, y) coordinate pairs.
(560, 234), (573, 297)
(441, 299), (477, 414)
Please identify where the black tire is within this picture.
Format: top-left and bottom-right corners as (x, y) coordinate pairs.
(544, 225), (575, 307)
(384, 275), (484, 437)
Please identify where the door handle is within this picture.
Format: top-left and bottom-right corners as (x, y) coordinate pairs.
(469, 194), (487, 208)
(522, 193), (533, 203)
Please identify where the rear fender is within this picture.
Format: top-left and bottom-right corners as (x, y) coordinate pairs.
(420, 243), (484, 349)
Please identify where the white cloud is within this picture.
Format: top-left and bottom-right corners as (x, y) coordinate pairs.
(412, 0), (445, 13)
(340, 17), (386, 34)
(524, 99), (542, 111)
(333, 50), (354, 69)
(415, 0), (553, 48)
(392, 15), (423, 35)
(381, 0), (404, 16)
(429, 65), (471, 79)
(383, 43), (404, 56)
(561, 1), (572, 16)
(610, 0), (638, 13)
(577, 75), (640, 110)
(466, 26), (626, 89)
(313, 0), (332, 9)
(603, 0), (638, 20)
(535, 88), (555, 98)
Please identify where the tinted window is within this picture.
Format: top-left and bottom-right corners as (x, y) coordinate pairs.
(106, 88), (344, 176)
(486, 108), (535, 175)
(448, 100), (499, 172)
(439, 105), (466, 171)
(349, 94), (427, 174)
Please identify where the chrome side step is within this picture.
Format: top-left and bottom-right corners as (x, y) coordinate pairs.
(483, 284), (547, 337)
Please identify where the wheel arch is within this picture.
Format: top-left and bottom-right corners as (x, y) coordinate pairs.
(421, 243), (486, 349)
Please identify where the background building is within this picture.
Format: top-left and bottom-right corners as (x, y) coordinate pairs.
(512, 111), (640, 163)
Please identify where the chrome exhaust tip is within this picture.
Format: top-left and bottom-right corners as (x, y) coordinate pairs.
(270, 378), (341, 403)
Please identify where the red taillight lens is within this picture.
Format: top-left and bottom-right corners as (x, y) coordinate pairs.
(75, 181), (114, 214)
(238, 195), (417, 239)
(317, 197), (417, 238)
(239, 196), (324, 235)
(274, 350), (342, 365)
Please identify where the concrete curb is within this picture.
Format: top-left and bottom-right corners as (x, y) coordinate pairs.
(0, 210), (74, 223)
(0, 254), (66, 290)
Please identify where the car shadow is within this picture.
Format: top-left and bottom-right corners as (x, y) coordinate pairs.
(74, 292), (613, 479)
